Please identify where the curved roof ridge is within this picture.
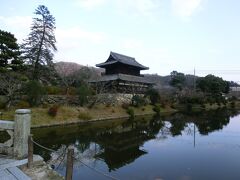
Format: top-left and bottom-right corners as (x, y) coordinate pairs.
(96, 52), (149, 70)
(110, 51), (136, 61)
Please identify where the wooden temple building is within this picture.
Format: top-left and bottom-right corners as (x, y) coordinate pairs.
(89, 52), (154, 94)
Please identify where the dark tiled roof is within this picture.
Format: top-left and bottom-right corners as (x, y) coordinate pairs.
(96, 52), (149, 70)
(88, 73), (155, 84)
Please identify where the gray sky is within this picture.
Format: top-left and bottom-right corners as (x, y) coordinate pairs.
(1, 0), (240, 82)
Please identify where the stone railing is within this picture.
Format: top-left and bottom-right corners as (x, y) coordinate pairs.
(0, 109), (31, 159)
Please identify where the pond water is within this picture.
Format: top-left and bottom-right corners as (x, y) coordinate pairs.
(32, 109), (240, 180)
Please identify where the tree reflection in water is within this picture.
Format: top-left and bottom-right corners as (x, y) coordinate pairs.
(31, 108), (239, 172)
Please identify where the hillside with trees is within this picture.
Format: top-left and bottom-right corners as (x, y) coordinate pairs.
(0, 4), (239, 126)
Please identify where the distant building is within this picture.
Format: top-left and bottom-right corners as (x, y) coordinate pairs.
(230, 86), (240, 92)
(229, 86), (240, 99)
(89, 52), (154, 94)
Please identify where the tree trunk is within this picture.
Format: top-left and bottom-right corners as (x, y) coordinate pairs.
(6, 96), (12, 109)
(33, 19), (46, 80)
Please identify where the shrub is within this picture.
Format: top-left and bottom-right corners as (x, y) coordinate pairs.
(41, 103), (50, 108)
(77, 84), (93, 106)
(105, 103), (111, 107)
(231, 101), (235, 108)
(68, 87), (77, 95)
(0, 101), (6, 109)
(25, 80), (46, 106)
(170, 104), (175, 109)
(201, 104), (206, 109)
(145, 89), (160, 105)
(223, 101), (227, 106)
(230, 96), (237, 101)
(122, 103), (130, 109)
(46, 86), (62, 95)
(179, 95), (204, 104)
(17, 100), (30, 108)
(126, 107), (135, 119)
(207, 97), (215, 105)
(78, 112), (92, 120)
(87, 102), (95, 109)
(48, 105), (59, 117)
(186, 103), (192, 111)
(153, 104), (161, 115)
(132, 95), (147, 107)
(161, 102), (166, 108)
(141, 107), (145, 111)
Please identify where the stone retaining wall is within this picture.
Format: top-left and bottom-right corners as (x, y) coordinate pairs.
(92, 93), (133, 105)
(42, 95), (79, 105)
(43, 94), (133, 105)
(0, 94), (134, 107)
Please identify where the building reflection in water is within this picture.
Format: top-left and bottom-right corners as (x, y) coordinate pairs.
(32, 108), (239, 171)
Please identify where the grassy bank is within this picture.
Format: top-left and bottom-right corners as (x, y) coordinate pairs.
(1, 101), (239, 128)
(0, 104), (176, 127)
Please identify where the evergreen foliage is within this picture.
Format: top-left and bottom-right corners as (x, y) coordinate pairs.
(21, 5), (57, 80)
(169, 71), (186, 90)
(197, 74), (229, 95)
(77, 84), (93, 106)
(145, 88), (160, 105)
(132, 95), (147, 107)
(153, 104), (161, 115)
(0, 29), (22, 71)
(25, 80), (46, 106)
(126, 107), (135, 119)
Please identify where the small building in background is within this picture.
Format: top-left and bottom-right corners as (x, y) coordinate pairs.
(229, 86), (240, 99)
(230, 86), (240, 92)
(89, 52), (154, 94)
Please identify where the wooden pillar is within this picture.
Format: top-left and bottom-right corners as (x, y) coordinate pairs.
(28, 135), (33, 168)
(65, 147), (74, 180)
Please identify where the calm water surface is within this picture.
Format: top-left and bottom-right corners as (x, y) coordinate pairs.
(32, 109), (240, 180)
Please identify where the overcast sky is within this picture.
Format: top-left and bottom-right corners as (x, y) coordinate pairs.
(1, 0), (240, 82)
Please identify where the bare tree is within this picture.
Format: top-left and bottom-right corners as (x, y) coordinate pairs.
(55, 62), (77, 95)
(0, 72), (24, 108)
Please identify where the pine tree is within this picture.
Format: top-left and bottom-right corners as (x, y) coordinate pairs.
(0, 29), (21, 70)
(21, 5), (57, 80)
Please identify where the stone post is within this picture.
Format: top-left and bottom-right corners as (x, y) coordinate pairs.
(13, 109), (31, 159)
